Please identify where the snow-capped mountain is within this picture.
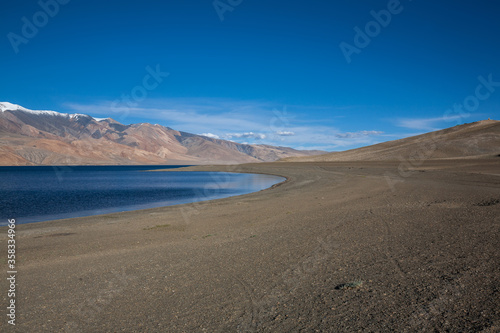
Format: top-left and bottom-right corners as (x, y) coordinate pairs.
(0, 102), (85, 118)
(0, 102), (25, 112)
(0, 102), (323, 165)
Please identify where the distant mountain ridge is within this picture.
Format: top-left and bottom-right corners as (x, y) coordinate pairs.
(0, 102), (324, 165)
(282, 119), (500, 162)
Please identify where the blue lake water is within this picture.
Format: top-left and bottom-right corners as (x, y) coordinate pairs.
(0, 165), (285, 225)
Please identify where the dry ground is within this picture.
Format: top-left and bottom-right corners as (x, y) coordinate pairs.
(1, 159), (499, 332)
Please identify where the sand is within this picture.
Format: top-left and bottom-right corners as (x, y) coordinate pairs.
(1, 159), (499, 332)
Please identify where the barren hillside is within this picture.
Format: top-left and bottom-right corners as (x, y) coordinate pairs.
(283, 120), (500, 162)
(0, 102), (323, 165)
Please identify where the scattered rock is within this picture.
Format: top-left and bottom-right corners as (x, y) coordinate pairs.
(335, 281), (363, 290)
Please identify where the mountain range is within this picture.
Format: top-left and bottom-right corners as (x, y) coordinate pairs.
(0, 102), (323, 165)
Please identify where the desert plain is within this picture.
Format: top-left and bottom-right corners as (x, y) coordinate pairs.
(1, 157), (499, 332)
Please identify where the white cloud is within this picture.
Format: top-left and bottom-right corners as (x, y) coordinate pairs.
(225, 132), (266, 140)
(275, 130), (295, 136)
(198, 133), (220, 139)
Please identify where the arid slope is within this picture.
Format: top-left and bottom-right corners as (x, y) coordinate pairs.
(0, 102), (323, 165)
(283, 119), (500, 162)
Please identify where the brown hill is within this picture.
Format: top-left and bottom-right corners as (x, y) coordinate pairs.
(0, 102), (323, 165)
(283, 119), (500, 162)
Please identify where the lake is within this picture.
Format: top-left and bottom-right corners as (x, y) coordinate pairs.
(0, 165), (285, 225)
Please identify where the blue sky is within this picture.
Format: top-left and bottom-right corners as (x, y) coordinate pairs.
(1, 0), (499, 151)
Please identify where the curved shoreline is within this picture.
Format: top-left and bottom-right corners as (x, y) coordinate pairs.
(2, 160), (499, 331)
(2, 169), (286, 226)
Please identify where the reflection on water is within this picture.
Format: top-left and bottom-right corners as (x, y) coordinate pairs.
(0, 165), (284, 225)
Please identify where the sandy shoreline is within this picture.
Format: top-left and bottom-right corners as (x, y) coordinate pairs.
(1, 160), (499, 332)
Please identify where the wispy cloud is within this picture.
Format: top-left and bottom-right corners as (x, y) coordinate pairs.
(281, 127), (385, 151)
(64, 98), (388, 151)
(335, 130), (383, 139)
(65, 99), (267, 134)
(395, 115), (467, 130)
(275, 130), (295, 136)
(225, 132), (266, 140)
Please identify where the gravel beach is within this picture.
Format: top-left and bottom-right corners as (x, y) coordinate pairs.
(1, 159), (499, 332)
